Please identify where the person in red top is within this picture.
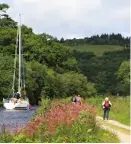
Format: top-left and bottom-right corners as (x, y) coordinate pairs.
(102, 97), (112, 120)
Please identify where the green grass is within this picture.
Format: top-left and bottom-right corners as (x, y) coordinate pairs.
(72, 45), (124, 56)
(85, 96), (130, 125)
(96, 128), (120, 143)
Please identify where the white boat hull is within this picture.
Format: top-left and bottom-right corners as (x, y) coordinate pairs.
(3, 98), (30, 110)
(4, 102), (19, 110)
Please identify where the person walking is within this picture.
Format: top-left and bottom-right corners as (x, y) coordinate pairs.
(76, 95), (82, 105)
(102, 97), (112, 120)
(71, 95), (77, 104)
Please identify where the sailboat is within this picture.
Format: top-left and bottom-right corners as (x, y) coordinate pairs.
(3, 14), (30, 110)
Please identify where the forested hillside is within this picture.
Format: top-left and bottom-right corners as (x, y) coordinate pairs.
(59, 34), (130, 48)
(73, 50), (129, 95)
(0, 3), (130, 104)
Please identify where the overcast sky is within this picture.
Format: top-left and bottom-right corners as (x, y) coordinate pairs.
(0, 0), (130, 39)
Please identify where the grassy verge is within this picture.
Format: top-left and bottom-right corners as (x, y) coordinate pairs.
(95, 128), (119, 143)
(85, 96), (130, 125)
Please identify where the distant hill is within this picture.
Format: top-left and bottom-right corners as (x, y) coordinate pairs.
(59, 33), (130, 48)
(71, 44), (125, 56)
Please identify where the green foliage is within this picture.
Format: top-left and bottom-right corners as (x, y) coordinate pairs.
(56, 71), (93, 97)
(63, 33), (129, 48)
(115, 61), (130, 95)
(12, 134), (34, 143)
(41, 42), (74, 71)
(87, 82), (97, 97)
(0, 28), (17, 54)
(41, 67), (58, 99)
(65, 96), (72, 103)
(0, 18), (17, 28)
(0, 3), (9, 12)
(73, 49), (129, 95)
(25, 61), (47, 104)
(0, 125), (13, 143)
(0, 54), (13, 99)
(0, 4), (17, 28)
(25, 61), (58, 103)
(116, 61), (130, 90)
(35, 97), (51, 117)
(62, 57), (79, 71)
(42, 71), (96, 99)
(116, 61), (130, 84)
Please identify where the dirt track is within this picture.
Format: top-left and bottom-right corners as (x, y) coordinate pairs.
(96, 116), (130, 143)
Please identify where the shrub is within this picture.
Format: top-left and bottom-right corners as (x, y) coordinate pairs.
(50, 109), (98, 143)
(35, 97), (51, 117)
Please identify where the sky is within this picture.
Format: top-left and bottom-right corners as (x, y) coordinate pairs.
(0, 0), (130, 39)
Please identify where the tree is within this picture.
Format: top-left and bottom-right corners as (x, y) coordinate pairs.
(73, 49), (129, 95)
(115, 61), (130, 95)
(60, 37), (65, 43)
(116, 61), (130, 86)
(56, 71), (96, 98)
(26, 61), (48, 104)
(0, 3), (9, 13)
(0, 54), (13, 99)
(0, 3), (16, 28)
(41, 42), (72, 69)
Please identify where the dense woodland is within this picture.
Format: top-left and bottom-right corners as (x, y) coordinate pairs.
(59, 34), (130, 47)
(0, 3), (130, 104)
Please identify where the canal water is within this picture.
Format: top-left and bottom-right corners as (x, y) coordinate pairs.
(0, 106), (37, 133)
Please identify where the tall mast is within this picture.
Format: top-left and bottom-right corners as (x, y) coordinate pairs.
(12, 28), (19, 95)
(18, 14), (21, 95)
